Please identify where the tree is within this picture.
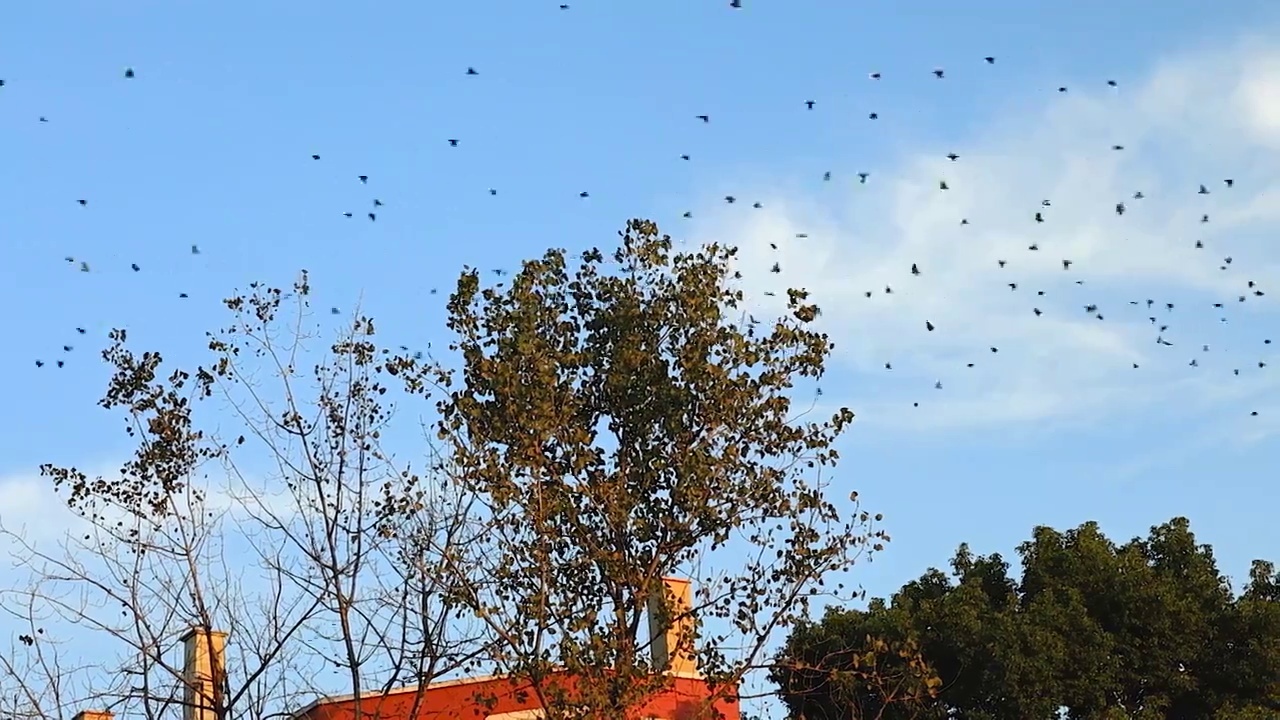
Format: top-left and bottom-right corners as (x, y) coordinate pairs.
(772, 517), (1280, 720)
(0, 273), (487, 720)
(383, 218), (886, 720)
(771, 600), (943, 720)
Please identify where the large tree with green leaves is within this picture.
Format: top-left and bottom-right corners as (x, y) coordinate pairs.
(771, 517), (1280, 720)
(384, 218), (886, 720)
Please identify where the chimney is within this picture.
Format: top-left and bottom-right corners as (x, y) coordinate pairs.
(73, 710), (113, 720)
(180, 626), (227, 720)
(647, 576), (699, 678)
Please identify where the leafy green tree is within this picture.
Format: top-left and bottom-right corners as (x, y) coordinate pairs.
(771, 600), (944, 720)
(1216, 560), (1280, 714)
(773, 518), (1280, 720)
(385, 218), (887, 720)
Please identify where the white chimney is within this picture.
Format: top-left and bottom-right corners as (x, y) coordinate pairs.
(647, 576), (699, 678)
(180, 626), (226, 720)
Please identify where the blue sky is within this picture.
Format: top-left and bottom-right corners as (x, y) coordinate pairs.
(4, 0), (1280, 716)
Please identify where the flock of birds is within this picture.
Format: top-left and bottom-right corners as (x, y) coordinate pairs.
(725, 64), (1270, 415)
(872, 168), (1271, 413)
(4, 24), (1275, 419)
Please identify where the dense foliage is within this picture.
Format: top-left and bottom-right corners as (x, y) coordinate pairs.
(771, 517), (1280, 720)
(422, 218), (880, 719)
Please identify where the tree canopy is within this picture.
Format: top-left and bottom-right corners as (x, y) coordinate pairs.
(771, 517), (1280, 720)
(413, 218), (881, 719)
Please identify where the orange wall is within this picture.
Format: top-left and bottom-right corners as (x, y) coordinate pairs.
(300, 674), (740, 720)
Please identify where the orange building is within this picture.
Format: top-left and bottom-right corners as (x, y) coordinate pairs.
(293, 669), (738, 720)
(73, 578), (739, 720)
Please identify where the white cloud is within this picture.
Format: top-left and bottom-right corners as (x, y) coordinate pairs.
(693, 35), (1280, 432)
(0, 472), (85, 546)
(1233, 44), (1280, 148)
(0, 463), (302, 556)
